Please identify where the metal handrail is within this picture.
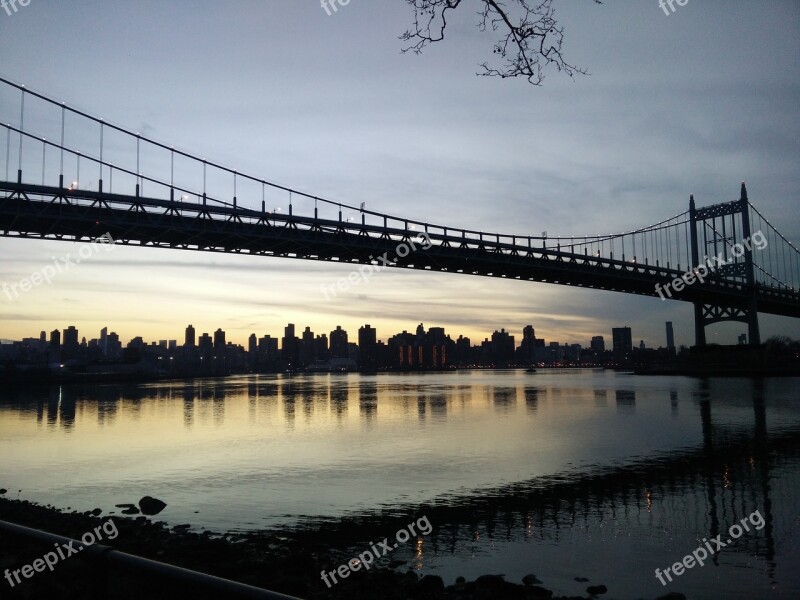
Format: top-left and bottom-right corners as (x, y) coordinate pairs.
(0, 518), (304, 600)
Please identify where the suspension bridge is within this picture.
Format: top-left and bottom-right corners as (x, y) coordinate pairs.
(1, 77), (798, 345)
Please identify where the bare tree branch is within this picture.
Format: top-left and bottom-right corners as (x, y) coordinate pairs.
(401, 0), (602, 86)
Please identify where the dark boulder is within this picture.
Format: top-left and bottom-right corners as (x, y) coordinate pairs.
(523, 573), (543, 585)
(138, 496), (167, 516)
(587, 584), (608, 595)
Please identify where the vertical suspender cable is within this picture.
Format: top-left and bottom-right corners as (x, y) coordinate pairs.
(5, 125), (11, 182)
(59, 104), (65, 187)
(99, 121), (104, 191)
(18, 88), (24, 181)
(136, 134), (141, 196)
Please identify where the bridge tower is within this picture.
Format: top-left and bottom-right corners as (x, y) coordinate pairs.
(689, 183), (760, 346)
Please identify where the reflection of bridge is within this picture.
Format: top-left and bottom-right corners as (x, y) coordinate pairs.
(274, 383), (796, 587)
(1, 77), (799, 344)
(1, 375), (798, 588)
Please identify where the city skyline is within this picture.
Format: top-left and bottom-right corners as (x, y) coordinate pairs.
(1, 2), (798, 348)
(4, 319), (669, 356)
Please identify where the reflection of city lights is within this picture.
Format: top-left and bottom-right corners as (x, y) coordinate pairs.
(414, 538), (425, 570)
(723, 464), (730, 489)
(646, 489), (652, 512)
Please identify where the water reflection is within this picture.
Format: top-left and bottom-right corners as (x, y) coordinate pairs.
(524, 386), (539, 413)
(1, 372), (799, 598)
(292, 410), (799, 598)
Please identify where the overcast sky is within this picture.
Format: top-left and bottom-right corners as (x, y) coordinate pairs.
(1, 0), (798, 348)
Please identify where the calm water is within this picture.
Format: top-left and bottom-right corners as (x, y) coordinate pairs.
(1, 370), (799, 599)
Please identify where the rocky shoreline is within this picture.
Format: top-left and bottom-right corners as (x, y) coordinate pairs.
(0, 494), (686, 600)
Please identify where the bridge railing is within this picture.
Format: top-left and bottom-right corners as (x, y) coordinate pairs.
(0, 518), (303, 600)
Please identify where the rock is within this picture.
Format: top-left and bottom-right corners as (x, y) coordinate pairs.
(90, 508), (102, 516)
(138, 496), (167, 516)
(523, 573), (543, 585)
(574, 576), (589, 582)
(121, 506), (140, 515)
(475, 574), (506, 587)
(417, 574), (445, 593)
(455, 576), (466, 586)
(655, 594), (686, 600)
(587, 584), (608, 595)
(0, 489), (7, 494)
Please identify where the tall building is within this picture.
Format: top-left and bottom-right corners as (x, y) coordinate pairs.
(49, 329), (61, 351)
(358, 325), (377, 371)
(491, 328), (515, 365)
(107, 332), (121, 358)
(591, 336), (605, 353)
(62, 326), (80, 359)
(314, 334), (329, 361)
(612, 327), (633, 360)
(63, 326), (79, 348)
(100, 327), (108, 355)
(198, 333), (213, 362)
(213, 328), (226, 351)
(330, 326), (349, 359)
(519, 325), (536, 363)
(455, 335), (472, 366)
(258, 335), (279, 371)
(282, 324), (299, 366)
(301, 327), (315, 366)
(427, 326), (448, 369)
(665, 321), (675, 349)
(185, 324), (196, 347)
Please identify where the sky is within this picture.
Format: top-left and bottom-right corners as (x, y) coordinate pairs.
(0, 0), (799, 349)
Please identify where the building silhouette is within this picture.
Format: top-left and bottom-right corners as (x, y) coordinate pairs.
(330, 326), (349, 359)
(612, 327), (633, 361)
(666, 321), (675, 350)
(358, 325), (377, 371)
